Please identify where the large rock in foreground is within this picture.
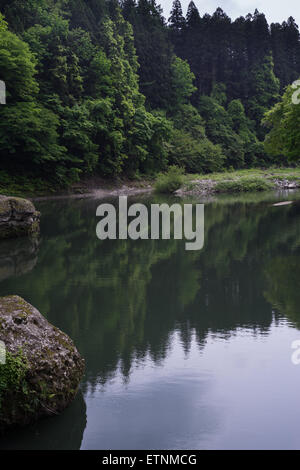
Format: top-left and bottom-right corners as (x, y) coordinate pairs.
(0, 196), (40, 240)
(0, 296), (85, 433)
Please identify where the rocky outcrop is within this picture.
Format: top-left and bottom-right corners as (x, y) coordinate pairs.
(274, 179), (300, 190)
(175, 179), (217, 197)
(0, 196), (40, 240)
(0, 296), (85, 433)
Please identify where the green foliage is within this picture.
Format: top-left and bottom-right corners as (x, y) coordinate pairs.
(0, 25), (67, 175)
(154, 165), (185, 193)
(227, 99), (266, 166)
(198, 93), (245, 168)
(0, 3), (174, 183)
(60, 102), (99, 174)
(0, 102), (65, 167)
(0, 12), (7, 31)
(190, 167), (300, 182)
(168, 104), (225, 173)
(198, 91), (267, 168)
(95, 13), (148, 175)
(0, 0), (298, 189)
(170, 56), (196, 109)
(0, 27), (38, 102)
(263, 82), (300, 162)
(168, 129), (224, 173)
(0, 0), (49, 32)
(247, 55), (280, 138)
(211, 83), (227, 107)
(126, 108), (173, 175)
(0, 170), (55, 196)
(0, 350), (28, 407)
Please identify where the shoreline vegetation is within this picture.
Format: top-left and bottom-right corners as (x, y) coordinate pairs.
(176, 167), (300, 196)
(0, 167), (299, 200)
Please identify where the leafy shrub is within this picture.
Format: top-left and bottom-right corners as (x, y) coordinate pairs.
(169, 129), (225, 173)
(154, 166), (185, 193)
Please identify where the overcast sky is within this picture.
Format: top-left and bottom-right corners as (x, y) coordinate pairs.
(159, 0), (300, 26)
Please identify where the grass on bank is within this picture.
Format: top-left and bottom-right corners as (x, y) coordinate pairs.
(154, 166), (300, 194)
(186, 167), (300, 182)
(214, 177), (273, 193)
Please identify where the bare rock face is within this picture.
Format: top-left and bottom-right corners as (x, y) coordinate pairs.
(0, 296), (85, 433)
(0, 196), (40, 240)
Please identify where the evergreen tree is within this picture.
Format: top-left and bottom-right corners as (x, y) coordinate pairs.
(168, 0), (185, 31)
(271, 17), (300, 89)
(124, 0), (174, 109)
(180, 3), (205, 95)
(186, 2), (200, 28)
(247, 10), (271, 65)
(247, 54), (280, 138)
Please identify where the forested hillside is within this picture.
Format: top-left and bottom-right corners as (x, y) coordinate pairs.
(0, 0), (299, 188)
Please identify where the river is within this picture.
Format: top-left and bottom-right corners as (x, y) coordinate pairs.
(0, 190), (300, 450)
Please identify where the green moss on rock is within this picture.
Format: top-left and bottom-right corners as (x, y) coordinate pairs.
(0, 296), (85, 433)
(0, 195), (40, 240)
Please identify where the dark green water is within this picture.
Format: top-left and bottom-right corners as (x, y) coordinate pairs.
(1, 191), (300, 450)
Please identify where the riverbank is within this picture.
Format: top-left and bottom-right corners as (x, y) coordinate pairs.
(176, 168), (300, 197)
(1, 168), (300, 200)
(0, 175), (153, 200)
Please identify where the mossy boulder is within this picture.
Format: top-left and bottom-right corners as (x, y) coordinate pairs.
(0, 296), (85, 433)
(0, 196), (40, 240)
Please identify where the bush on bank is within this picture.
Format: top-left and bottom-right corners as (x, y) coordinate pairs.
(154, 166), (185, 194)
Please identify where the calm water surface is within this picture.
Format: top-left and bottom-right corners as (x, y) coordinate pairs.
(0, 191), (300, 450)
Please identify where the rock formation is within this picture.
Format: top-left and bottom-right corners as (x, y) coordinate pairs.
(0, 296), (85, 433)
(0, 196), (40, 240)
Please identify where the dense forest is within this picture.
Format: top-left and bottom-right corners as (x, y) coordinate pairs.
(0, 0), (299, 187)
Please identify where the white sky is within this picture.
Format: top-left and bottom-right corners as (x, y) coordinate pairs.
(159, 0), (300, 26)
